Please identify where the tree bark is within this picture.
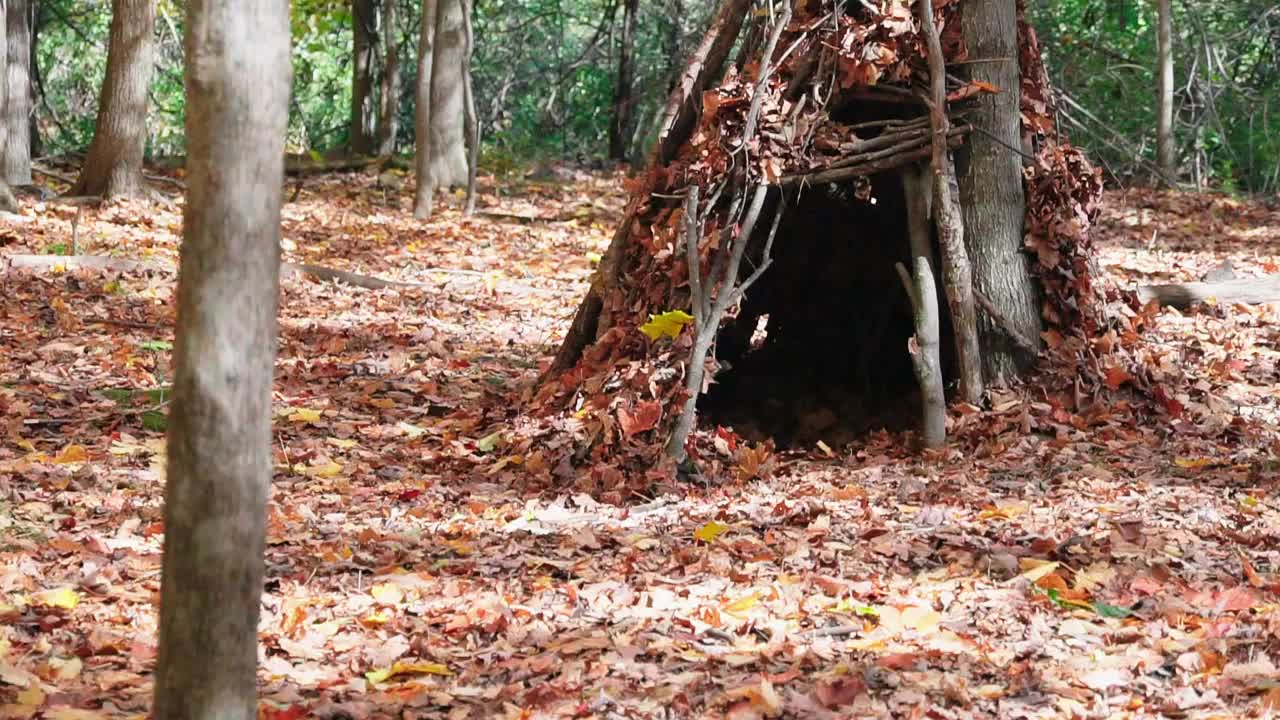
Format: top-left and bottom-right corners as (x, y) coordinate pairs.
(0, 0), (16, 211)
(376, 0), (399, 157)
(152, 0), (290, 717)
(608, 0), (638, 161)
(413, 0), (438, 218)
(3, 0), (31, 185)
(351, 0), (378, 155)
(901, 164), (946, 448)
(920, 0), (982, 404)
(956, 0), (1040, 384)
(72, 0), (155, 199)
(1155, 0), (1174, 184)
(428, 0), (468, 187)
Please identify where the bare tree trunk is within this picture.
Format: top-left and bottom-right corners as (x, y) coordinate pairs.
(413, 0), (438, 218)
(1155, 0), (1174, 184)
(0, 0), (16, 212)
(152, 0), (290, 717)
(351, 0), (378, 155)
(663, 0), (683, 93)
(461, 0), (478, 214)
(900, 164), (945, 448)
(72, 0), (155, 199)
(428, 0), (468, 187)
(920, 0), (982, 404)
(3, 0), (31, 185)
(375, 0), (399, 157)
(956, 0), (1040, 384)
(608, 0), (638, 161)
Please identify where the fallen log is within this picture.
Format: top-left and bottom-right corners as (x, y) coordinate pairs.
(1, 253), (547, 295)
(1137, 275), (1280, 309)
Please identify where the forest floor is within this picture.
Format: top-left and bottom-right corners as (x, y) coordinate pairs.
(0, 167), (1278, 719)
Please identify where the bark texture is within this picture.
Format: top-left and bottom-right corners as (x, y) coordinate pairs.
(1155, 0), (1174, 183)
(152, 0), (290, 717)
(901, 165), (946, 448)
(920, 0), (982, 405)
(413, 0), (438, 218)
(351, 0), (378, 155)
(0, 0), (16, 212)
(608, 0), (638, 161)
(428, 0), (468, 187)
(376, 0), (400, 156)
(73, 0), (155, 199)
(3, 0), (30, 185)
(956, 0), (1040, 383)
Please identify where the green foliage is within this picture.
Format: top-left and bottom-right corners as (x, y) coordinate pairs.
(1030, 0), (1280, 192)
(26, 0), (1277, 190)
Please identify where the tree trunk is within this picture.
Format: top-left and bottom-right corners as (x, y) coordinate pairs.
(608, 0), (638, 161)
(0, 0), (16, 212)
(956, 0), (1040, 384)
(663, 0), (683, 94)
(3, 0), (31, 185)
(72, 0), (155, 199)
(901, 164), (946, 448)
(428, 0), (468, 187)
(351, 0), (378, 155)
(1155, 0), (1174, 184)
(375, 0), (399, 157)
(152, 0), (290, 717)
(412, 0), (438, 218)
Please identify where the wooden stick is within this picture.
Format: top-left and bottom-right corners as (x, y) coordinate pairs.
(920, 0), (983, 406)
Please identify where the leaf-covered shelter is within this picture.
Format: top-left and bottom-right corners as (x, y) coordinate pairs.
(535, 0), (1115, 482)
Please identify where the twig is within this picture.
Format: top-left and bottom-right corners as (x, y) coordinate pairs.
(973, 287), (1039, 355)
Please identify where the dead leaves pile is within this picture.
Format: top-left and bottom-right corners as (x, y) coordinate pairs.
(0, 165), (1278, 718)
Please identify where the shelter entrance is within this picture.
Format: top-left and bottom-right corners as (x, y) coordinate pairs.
(701, 171), (956, 448)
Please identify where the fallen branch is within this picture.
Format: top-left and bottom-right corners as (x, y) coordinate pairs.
(1, 253), (528, 293)
(973, 287), (1039, 355)
(1136, 275), (1280, 309)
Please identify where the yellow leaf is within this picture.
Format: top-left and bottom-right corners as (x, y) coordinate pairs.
(1174, 457), (1217, 469)
(694, 521), (730, 543)
(365, 660), (452, 684)
(359, 610), (391, 627)
(902, 606), (940, 632)
(585, 251), (603, 264)
(370, 583), (404, 605)
(48, 656), (82, 680)
(1018, 559), (1060, 583)
(639, 310), (695, 341)
(327, 438), (358, 449)
(53, 445), (89, 464)
(307, 461), (343, 478)
(32, 587), (80, 610)
(724, 593), (760, 614)
(287, 408), (323, 424)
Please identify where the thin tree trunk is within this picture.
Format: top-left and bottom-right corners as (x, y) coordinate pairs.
(152, 0), (290, 716)
(0, 0), (16, 211)
(3, 0), (31, 185)
(72, 0), (155, 199)
(460, 0), (478, 214)
(351, 0), (378, 155)
(428, 0), (468, 187)
(608, 0), (638, 161)
(413, 0), (438, 218)
(956, 0), (1040, 383)
(900, 164), (945, 448)
(1155, 0), (1174, 184)
(920, 0), (982, 404)
(375, 0), (399, 157)
(663, 0), (683, 93)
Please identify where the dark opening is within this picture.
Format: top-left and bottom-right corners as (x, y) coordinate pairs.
(702, 170), (956, 448)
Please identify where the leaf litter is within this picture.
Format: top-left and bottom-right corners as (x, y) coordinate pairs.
(0, 168), (1277, 718)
